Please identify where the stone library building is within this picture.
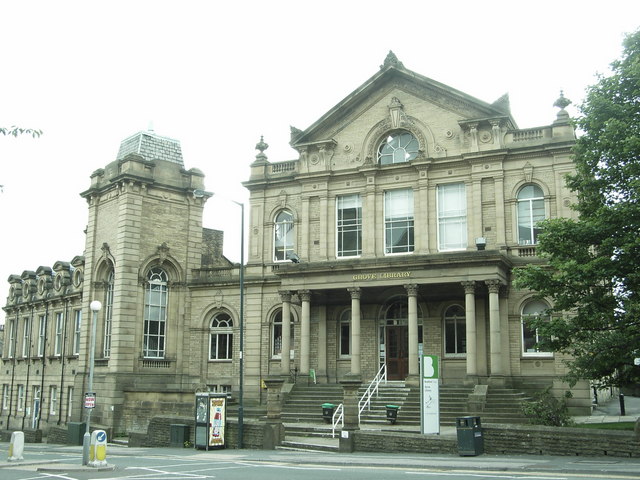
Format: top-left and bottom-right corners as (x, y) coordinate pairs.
(1, 52), (591, 438)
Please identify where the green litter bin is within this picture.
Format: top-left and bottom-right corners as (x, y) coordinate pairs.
(386, 405), (400, 424)
(456, 416), (483, 456)
(321, 403), (336, 423)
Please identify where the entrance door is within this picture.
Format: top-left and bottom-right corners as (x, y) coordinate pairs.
(386, 326), (408, 380)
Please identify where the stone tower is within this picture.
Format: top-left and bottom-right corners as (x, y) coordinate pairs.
(79, 130), (210, 430)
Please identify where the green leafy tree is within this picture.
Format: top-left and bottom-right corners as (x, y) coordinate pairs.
(0, 126), (42, 137)
(514, 29), (640, 390)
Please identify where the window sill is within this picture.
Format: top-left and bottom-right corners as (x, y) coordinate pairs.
(522, 353), (554, 359)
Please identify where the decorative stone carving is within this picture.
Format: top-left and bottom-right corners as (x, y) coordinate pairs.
(347, 287), (361, 299)
(389, 97), (405, 129)
(212, 289), (223, 308)
(479, 130), (492, 143)
(381, 50), (404, 69)
(461, 281), (476, 295)
(523, 162), (534, 183)
(278, 191), (288, 208)
(157, 242), (170, 264)
(298, 290), (311, 302)
(279, 290), (292, 302)
(404, 284), (418, 297)
(485, 279), (502, 294)
(318, 142), (335, 165)
(365, 117), (427, 164)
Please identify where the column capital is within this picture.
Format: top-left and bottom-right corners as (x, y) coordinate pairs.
(347, 287), (361, 299)
(461, 281), (476, 295)
(485, 279), (502, 293)
(278, 290), (292, 302)
(298, 289), (312, 302)
(404, 284), (418, 297)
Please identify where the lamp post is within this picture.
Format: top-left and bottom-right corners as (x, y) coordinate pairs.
(232, 200), (245, 449)
(82, 300), (101, 465)
(210, 192), (245, 448)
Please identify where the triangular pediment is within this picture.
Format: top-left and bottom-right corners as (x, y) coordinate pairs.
(290, 52), (516, 152)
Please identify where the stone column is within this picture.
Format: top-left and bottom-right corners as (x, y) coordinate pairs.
(262, 377), (285, 449)
(486, 280), (503, 378)
(339, 375), (362, 452)
(347, 287), (361, 375)
(462, 281), (477, 378)
(279, 290), (292, 376)
(299, 290), (311, 377)
(405, 284), (419, 379)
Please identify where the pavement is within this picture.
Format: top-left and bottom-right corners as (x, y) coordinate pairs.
(573, 393), (640, 424)
(0, 395), (637, 476)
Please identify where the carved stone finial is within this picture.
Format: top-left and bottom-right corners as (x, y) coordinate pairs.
(290, 126), (303, 142)
(553, 90), (572, 110)
(381, 50), (404, 70)
(553, 91), (572, 124)
(255, 135), (269, 162)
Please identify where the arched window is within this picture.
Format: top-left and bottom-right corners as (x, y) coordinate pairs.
(378, 131), (419, 165)
(444, 305), (466, 357)
(517, 184), (545, 245)
(209, 312), (233, 361)
(271, 310), (294, 358)
(339, 309), (351, 357)
(103, 270), (114, 358)
(521, 300), (552, 356)
(143, 267), (168, 358)
(274, 210), (295, 262)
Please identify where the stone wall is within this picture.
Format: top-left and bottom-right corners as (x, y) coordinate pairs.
(352, 424), (639, 458)
(138, 417), (640, 458)
(483, 424), (639, 457)
(128, 416), (266, 450)
(0, 428), (42, 443)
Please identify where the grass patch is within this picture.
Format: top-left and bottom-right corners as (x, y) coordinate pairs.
(574, 422), (636, 431)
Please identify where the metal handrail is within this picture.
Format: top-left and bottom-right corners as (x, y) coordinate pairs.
(331, 403), (344, 438)
(358, 363), (387, 420)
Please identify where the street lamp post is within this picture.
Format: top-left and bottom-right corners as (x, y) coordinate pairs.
(82, 300), (101, 465)
(233, 200), (245, 449)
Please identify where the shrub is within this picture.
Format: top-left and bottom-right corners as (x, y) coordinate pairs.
(521, 388), (575, 427)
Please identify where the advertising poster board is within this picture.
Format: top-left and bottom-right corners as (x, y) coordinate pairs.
(194, 393), (227, 449)
(421, 355), (440, 435)
(208, 396), (226, 447)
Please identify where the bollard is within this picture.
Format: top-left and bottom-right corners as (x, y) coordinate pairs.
(8, 431), (25, 461)
(619, 393), (626, 416)
(89, 429), (108, 467)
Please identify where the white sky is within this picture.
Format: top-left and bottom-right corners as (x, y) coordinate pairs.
(1, 1), (639, 324)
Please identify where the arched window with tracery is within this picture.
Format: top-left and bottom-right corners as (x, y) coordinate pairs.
(271, 309), (294, 358)
(143, 267), (168, 358)
(209, 312), (233, 361)
(521, 299), (552, 356)
(274, 210), (295, 262)
(517, 184), (545, 245)
(378, 131), (419, 165)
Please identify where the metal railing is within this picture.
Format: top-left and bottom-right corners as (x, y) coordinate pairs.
(331, 403), (344, 438)
(358, 363), (387, 420)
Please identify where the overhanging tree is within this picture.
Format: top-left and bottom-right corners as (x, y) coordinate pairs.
(0, 126), (42, 137)
(514, 29), (640, 390)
